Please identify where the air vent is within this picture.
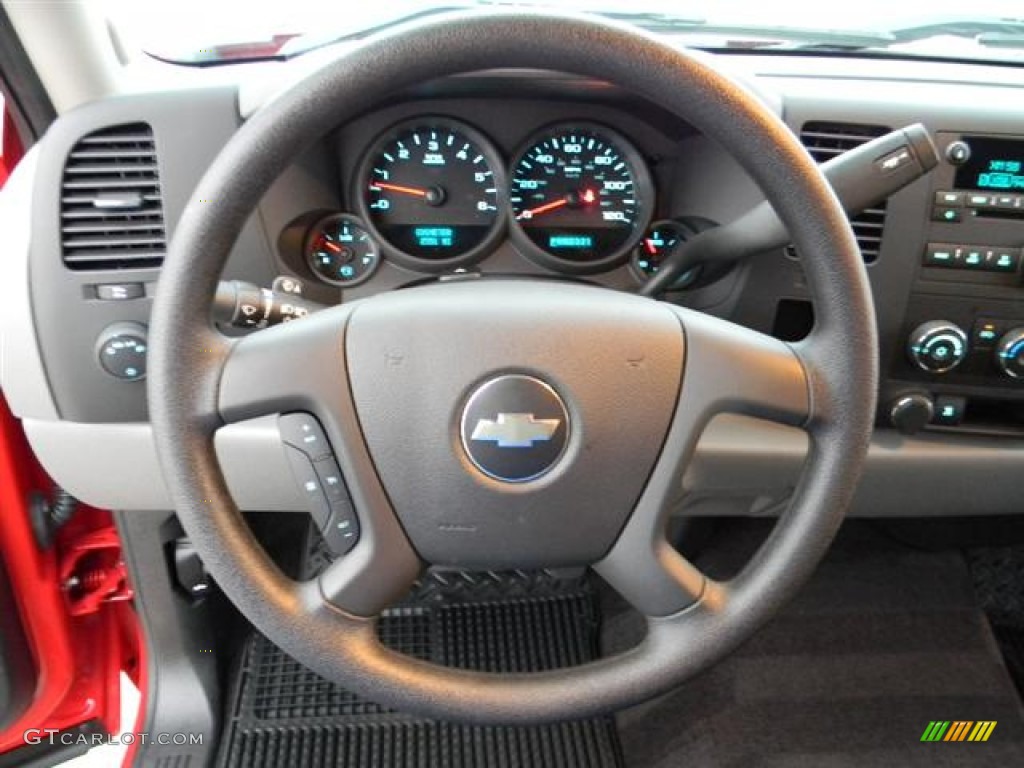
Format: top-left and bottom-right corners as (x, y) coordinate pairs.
(60, 123), (165, 270)
(793, 121), (891, 264)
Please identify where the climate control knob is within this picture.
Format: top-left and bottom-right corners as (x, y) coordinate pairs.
(907, 321), (968, 373)
(996, 327), (1024, 379)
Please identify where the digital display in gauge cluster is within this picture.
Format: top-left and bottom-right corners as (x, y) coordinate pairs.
(305, 116), (661, 284)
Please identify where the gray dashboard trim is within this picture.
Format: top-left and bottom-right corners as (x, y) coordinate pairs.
(23, 417), (302, 512)
(685, 415), (1024, 518)
(0, 146), (58, 421)
(23, 415), (1021, 516)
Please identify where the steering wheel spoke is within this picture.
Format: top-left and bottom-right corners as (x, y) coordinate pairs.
(214, 307), (423, 617)
(316, 542), (423, 617)
(596, 309), (808, 617)
(217, 307), (353, 425)
(674, 307), (811, 429)
(596, 532), (717, 617)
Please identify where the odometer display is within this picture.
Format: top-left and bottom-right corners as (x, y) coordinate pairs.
(357, 118), (505, 270)
(509, 124), (654, 272)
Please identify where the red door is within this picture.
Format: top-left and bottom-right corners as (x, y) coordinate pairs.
(0, 95), (142, 767)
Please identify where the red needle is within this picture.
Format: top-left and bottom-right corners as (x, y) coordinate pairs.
(645, 239), (658, 255)
(518, 197), (569, 220)
(322, 240), (343, 254)
(370, 181), (428, 198)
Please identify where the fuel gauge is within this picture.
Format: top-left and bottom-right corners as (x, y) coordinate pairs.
(307, 214), (380, 287)
(631, 219), (700, 290)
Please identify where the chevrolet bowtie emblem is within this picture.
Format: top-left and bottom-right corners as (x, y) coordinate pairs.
(470, 413), (560, 448)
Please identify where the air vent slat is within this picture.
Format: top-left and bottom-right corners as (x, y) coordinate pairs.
(64, 165), (158, 176)
(63, 251), (166, 268)
(62, 193), (162, 206)
(68, 148), (156, 161)
(62, 222), (165, 235)
(796, 121), (891, 264)
(64, 236), (166, 249)
(800, 130), (884, 145)
(62, 178), (159, 191)
(60, 123), (165, 271)
(77, 131), (154, 144)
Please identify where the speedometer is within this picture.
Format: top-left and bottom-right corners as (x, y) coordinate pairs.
(508, 123), (654, 273)
(356, 117), (506, 271)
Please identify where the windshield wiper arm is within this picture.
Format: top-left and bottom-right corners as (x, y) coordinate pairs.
(888, 16), (1024, 43)
(781, 16), (1024, 53)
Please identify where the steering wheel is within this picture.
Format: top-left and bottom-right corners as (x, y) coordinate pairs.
(148, 11), (877, 724)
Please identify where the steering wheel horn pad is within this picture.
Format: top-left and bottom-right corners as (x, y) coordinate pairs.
(344, 280), (683, 570)
(149, 10), (877, 724)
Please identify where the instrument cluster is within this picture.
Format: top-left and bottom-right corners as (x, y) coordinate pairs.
(304, 115), (678, 287)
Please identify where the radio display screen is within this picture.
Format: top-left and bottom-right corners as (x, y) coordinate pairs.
(954, 137), (1024, 191)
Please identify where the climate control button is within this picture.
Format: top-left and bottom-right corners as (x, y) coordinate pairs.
(907, 321), (968, 373)
(995, 328), (1024, 379)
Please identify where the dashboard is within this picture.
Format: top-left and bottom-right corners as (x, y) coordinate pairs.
(3, 49), (1024, 519)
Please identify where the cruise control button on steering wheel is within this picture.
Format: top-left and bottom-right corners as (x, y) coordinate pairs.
(460, 374), (570, 483)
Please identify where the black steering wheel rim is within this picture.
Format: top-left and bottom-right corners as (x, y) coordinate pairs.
(148, 10), (877, 725)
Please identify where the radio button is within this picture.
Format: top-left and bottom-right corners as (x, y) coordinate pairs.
(923, 243), (958, 267)
(931, 207), (961, 223)
(933, 190), (964, 207)
(962, 248), (986, 269)
(984, 248), (1021, 273)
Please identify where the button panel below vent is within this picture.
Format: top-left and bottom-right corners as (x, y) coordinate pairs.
(60, 123), (166, 270)
(795, 121), (891, 263)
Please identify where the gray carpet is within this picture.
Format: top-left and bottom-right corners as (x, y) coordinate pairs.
(614, 521), (1024, 767)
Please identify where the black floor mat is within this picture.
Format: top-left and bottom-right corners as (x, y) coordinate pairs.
(616, 521), (1024, 767)
(215, 571), (623, 768)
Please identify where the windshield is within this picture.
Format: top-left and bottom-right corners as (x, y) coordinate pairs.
(102, 0), (1024, 66)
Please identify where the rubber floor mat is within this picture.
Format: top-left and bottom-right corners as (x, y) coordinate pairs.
(216, 572), (623, 768)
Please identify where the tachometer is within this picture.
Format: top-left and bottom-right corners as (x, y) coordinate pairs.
(356, 118), (506, 271)
(509, 123), (654, 273)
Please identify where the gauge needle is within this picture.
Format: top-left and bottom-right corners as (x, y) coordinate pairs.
(322, 240), (343, 254)
(517, 197), (569, 220)
(644, 239), (658, 255)
(370, 181), (429, 198)
(518, 188), (598, 220)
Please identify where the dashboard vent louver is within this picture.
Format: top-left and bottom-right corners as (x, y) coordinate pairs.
(794, 121), (891, 264)
(60, 123), (165, 270)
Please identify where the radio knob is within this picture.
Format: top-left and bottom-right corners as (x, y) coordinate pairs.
(907, 321), (968, 373)
(889, 393), (934, 435)
(995, 327), (1024, 379)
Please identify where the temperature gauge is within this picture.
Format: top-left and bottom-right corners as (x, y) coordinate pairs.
(631, 220), (700, 290)
(306, 214), (380, 287)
